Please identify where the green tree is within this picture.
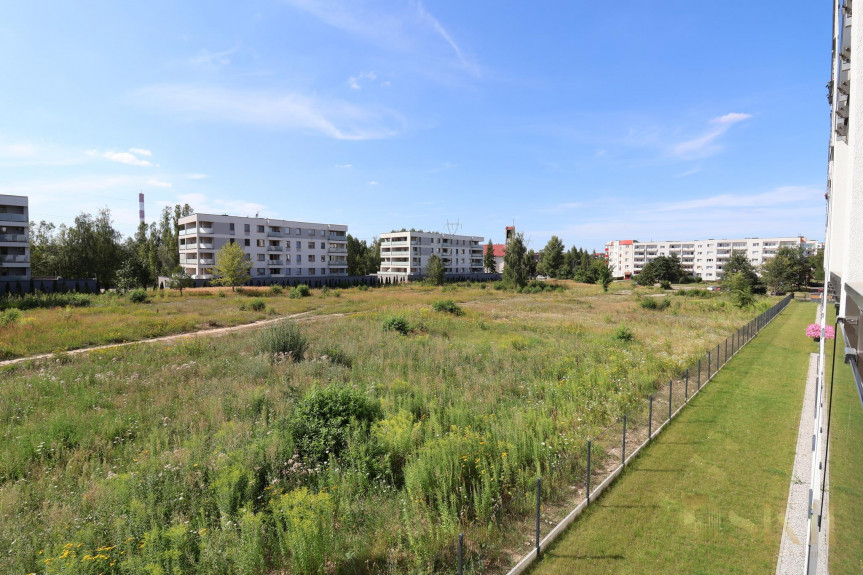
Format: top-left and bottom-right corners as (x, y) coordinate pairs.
(364, 237), (382, 275)
(346, 234), (367, 276)
(809, 248), (825, 283)
(540, 236), (565, 278)
(167, 270), (194, 296)
(484, 239), (497, 273)
(721, 251), (760, 291)
(725, 272), (756, 308)
(115, 254), (149, 292)
(502, 233), (528, 288)
(561, 247), (579, 279)
(213, 241), (251, 291)
(761, 250), (795, 294)
(424, 254), (445, 285)
(594, 258), (614, 292)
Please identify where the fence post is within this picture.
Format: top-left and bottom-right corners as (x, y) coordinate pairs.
(668, 379), (673, 420)
(622, 415), (627, 464)
(458, 533), (464, 575)
(707, 351), (711, 380)
(648, 395), (653, 438)
(685, 369), (689, 402)
(697, 359), (701, 389)
(586, 440), (592, 506)
(725, 339), (728, 364)
(716, 345), (720, 373)
(535, 478), (541, 557)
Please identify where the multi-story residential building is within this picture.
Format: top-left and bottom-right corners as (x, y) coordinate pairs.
(378, 230), (485, 280)
(604, 236), (814, 281)
(178, 213), (348, 280)
(0, 194), (30, 281)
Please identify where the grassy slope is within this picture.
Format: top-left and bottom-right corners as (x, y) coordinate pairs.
(826, 313), (863, 575)
(531, 301), (812, 575)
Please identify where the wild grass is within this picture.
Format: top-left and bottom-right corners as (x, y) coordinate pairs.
(0, 283), (775, 574)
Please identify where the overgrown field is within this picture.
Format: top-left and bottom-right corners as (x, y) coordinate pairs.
(0, 283), (773, 574)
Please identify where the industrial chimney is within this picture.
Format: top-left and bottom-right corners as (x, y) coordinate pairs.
(139, 192), (145, 224)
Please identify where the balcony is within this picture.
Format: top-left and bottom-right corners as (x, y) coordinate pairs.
(328, 247), (347, 254)
(0, 255), (29, 263)
(198, 243), (214, 250)
(267, 246), (283, 252)
(198, 227), (214, 234)
(268, 231), (282, 237)
(0, 234), (27, 242)
(328, 233), (347, 241)
(268, 259), (284, 265)
(387, 240), (408, 247)
(0, 213), (28, 222)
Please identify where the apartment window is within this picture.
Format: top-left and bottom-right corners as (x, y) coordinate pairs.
(307, 255), (314, 262)
(244, 239), (250, 247)
(285, 242), (291, 250)
(308, 242), (315, 249)
(296, 241), (301, 250)
(307, 229), (314, 236)
(320, 242), (325, 249)
(285, 269), (292, 275)
(257, 225), (265, 233)
(285, 254), (291, 262)
(244, 224), (250, 233)
(257, 268), (266, 275)
(320, 255), (325, 262)
(296, 268), (301, 275)
(228, 238), (235, 245)
(256, 239), (265, 247)
(321, 268), (326, 274)
(308, 268), (316, 275)
(244, 254), (251, 261)
(229, 223), (235, 234)
(258, 254), (265, 261)
(319, 230), (325, 237)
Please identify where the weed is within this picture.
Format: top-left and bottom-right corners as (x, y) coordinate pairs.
(324, 345), (353, 368)
(432, 299), (464, 315)
(382, 315), (411, 335)
(129, 289), (148, 303)
(0, 308), (21, 327)
(290, 284), (311, 299)
(270, 284), (284, 295)
(639, 297), (671, 310)
(256, 320), (308, 362)
(613, 325), (634, 341)
(249, 298), (266, 312)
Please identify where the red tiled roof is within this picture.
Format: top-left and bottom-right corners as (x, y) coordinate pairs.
(620, 240), (634, 245)
(483, 243), (506, 257)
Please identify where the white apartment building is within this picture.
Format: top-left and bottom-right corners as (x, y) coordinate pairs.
(604, 236), (814, 281)
(0, 194), (30, 281)
(378, 231), (485, 280)
(178, 213), (348, 280)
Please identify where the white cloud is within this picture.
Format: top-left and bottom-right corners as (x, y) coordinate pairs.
(100, 150), (154, 167)
(655, 186), (815, 212)
(189, 45), (240, 69)
(348, 70), (378, 90)
(186, 173), (208, 180)
(335, 163), (352, 168)
(129, 147), (152, 156)
(2, 143), (37, 158)
(131, 84), (402, 140)
(147, 179), (172, 188)
(172, 193), (270, 219)
(368, 180), (378, 185)
(671, 112), (752, 160)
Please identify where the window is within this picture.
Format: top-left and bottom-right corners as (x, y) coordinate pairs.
(321, 268), (326, 274)
(320, 242), (325, 249)
(295, 228), (301, 235)
(257, 268), (266, 275)
(308, 242), (315, 249)
(257, 225), (265, 233)
(244, 224), (250, 233)
(307, 229), (314, 236)
(256, 239), (265, 247)
(296, 241), (301, 250)
(244, 254), (250, 261)
(320, 255), (325, 262)
(285, 269), (291, 275)
(319, 230), (325, 237)
(244, 239), (250, 247)
(307, 254), (314, 262)
(229, 223), (235, 233)
(258, 254), (265, 261)
(308, 268), (316, 275)
(285, 242), (291, 250)
(228, 238), (235, 245)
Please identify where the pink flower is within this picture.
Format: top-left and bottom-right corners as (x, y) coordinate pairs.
(806, 324), (835, 339)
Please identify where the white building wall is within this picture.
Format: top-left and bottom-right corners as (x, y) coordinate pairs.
(178, 213), (348, 280)
(379, 231), (485, 279)
(0, 194), (30, 280)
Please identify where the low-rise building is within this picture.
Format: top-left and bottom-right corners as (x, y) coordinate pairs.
(178, 213), (348, 280)
(378, 230), (485, 280)
(604, 236), (815, 281)
(0, 194), (30, 281)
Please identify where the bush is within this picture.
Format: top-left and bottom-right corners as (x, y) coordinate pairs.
(128, 289), (148, 303)
(256, 320), (308, 362)
(639, 297), (671, 310)
(324, 345), (353, 368)
(358, 284), (369, 292)
(269, 284), (284, 295)
(660, 280), (672, 290)
(0, 308), (22, 327)
(249, 298), (266, 311)
(432, 299), (464, 315)
(218, 291), (227, 298)
(613, 325), (634, 341)
(271, 488), (335, 574)
(0, 292), (91, 311)
(289, 284), (311, 299)
(382, 315), (411, 335)
(289, 385), (382, 461)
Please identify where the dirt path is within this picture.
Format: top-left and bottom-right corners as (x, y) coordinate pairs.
(0, 311), (345, 368)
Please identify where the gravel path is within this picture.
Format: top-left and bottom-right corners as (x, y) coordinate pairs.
(0, 310), (343, 368)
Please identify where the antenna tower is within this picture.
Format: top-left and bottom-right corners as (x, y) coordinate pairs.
(445, 219), (462, 235)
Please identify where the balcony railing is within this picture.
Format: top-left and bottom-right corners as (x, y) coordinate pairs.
(0, 213), (28, 222)
(328, 247), (347, 254)
(328, 233), (347, 241)
(0, 234), (27, 242)
(267, 246), (283, 252)
(0, 255), (29, 263)
(198, 227), (214, 234)
(198, 243), (214, 250)
(0, 274), (29, 281)
(268, 231), (282, 237)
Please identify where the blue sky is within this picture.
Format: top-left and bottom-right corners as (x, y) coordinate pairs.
(0, 1), (830, 251)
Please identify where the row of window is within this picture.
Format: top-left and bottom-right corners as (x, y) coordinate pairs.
(254, 268), (344, 276)
(225, 223), (335, 237)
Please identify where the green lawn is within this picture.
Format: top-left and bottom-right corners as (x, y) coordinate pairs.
(826, 312), (863, 575)
(530, 301), (812, 574)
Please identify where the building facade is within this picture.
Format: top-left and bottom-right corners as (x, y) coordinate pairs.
(604, 236), (815, 281)
(0, 194), (30, 281)
(178, 213), (348, 280)
(378, 231), (485, 280)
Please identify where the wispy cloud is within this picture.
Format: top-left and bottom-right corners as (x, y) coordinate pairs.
(368, 180), (378, 186)
(90, 149), (155, 167)
(348, 70), (377, 90)
(671, 112), (752, 160)
(655, 186), (813, 212)
(189, 45), (240, 70)
(147, 179), (172, 188)
(186, 173), (208, 180)
(335, 163), (353, 168)
(129, 147), (152, 157)
(283, 0), (479, 76)
(130, 84), (402, 140)
(674, 166), (701, 178)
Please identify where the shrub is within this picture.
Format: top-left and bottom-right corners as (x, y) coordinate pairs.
(256, 320), (308, 362)
(639, 297), (670, 310)
(660, 280), (672, 290)
(0, 308), (21, 327)
(382, 315), (411, 335)
(290, 284), (311, 299)
(358, 284), (369, 292)
(0, 292), (91, 311)
(128, 289), (148, 303)
(270, 284), (284, 295)
(613, 325), (634, 341)
(289, 385), (382, 461)
(432, 299), (463, 315)
(320, 286), (330, 296)
(324, 345), (353, 368)
(218, 291), (227, 298)
(238, 301), (248, 311)
(249, 298), (266, 312)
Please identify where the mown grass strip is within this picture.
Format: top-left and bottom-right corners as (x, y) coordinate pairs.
(826, 311), (863, 575)
(529, 301), (812, 574)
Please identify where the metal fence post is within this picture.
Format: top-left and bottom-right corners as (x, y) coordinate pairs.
(668, 379), (673, 420)
(685, 369), (689, 402)
(716, 345), (720, 373)
(586, 440), (592, 506)
(725, 339), (728, 364)
(458, 533), (464, 575)
(535, 477), (541, 557)
(622, 415), (627, 464)
(697, 359), (701, 389)
(648, 395), (653, 438)
(707, 351), (711, 380)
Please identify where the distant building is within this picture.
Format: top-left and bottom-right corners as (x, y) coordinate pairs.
(178, 213), (348, 280)
(378, 230), (485, 280)
(0, 194), (30, 281)
(483, 226), (516, 273)
(604, 236), (814, 281)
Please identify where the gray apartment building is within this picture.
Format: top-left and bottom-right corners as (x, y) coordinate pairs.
(0, 194), (30, 281)
(378, 230), (485, 281)
(178, 213), (348, 280)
